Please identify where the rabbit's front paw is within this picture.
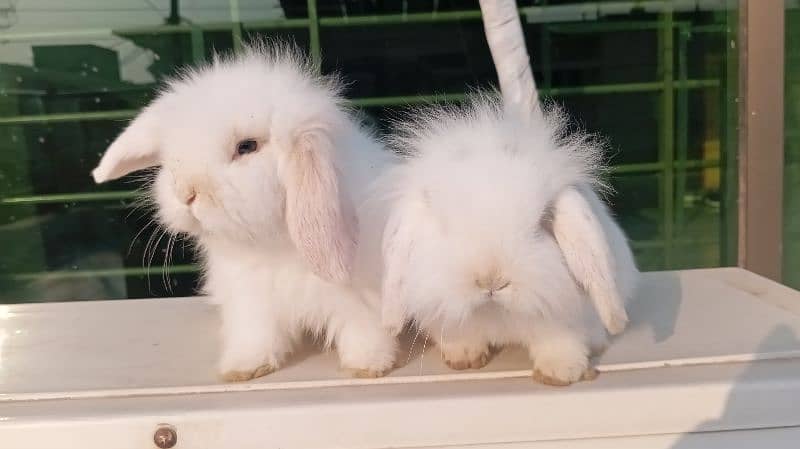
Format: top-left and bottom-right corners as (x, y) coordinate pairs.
(218, 344), (284, 382)
(342, 359), (395, 379)
(531, 349), (594, 386)
(347, 366), (393, 378)
(221, 364), (276, 382)
(441, 344), (491, 370)
(337, 326), (397, 378)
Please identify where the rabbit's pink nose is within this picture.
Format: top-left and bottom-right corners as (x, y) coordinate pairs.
(184, 191), (197, 205)
(475, 270), (510, 294)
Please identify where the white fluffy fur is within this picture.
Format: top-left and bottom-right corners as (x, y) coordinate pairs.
(378, 96), (639, 385)
(92, 42), (397, 380)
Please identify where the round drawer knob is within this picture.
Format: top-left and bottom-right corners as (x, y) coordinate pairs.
(153, 424), (177, 448)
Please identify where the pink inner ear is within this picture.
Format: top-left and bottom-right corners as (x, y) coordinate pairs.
(284, 133), (358, 284)
(92, 153), (156, 183)
(92, 105), (162, 183)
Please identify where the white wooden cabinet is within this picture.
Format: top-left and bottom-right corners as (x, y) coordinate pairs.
(1, 268), (800, 448)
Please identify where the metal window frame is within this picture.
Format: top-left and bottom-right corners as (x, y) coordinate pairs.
(737, 0), (785, 281)
(0, 0), (791, 285)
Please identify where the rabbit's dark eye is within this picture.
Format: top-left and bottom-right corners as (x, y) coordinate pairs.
(235, 139), (259, 156)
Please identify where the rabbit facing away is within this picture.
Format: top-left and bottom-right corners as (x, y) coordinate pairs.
(92, 42), (397, 381)
(378, 96), (638, 386)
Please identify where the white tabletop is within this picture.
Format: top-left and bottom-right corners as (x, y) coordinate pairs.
(1, 267), (800, 401)
(2, 268), (800, 449)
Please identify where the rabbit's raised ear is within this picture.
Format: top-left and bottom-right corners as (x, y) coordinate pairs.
(283, 129), (358, 284)
(551, 186), (629, 335)
(92, 107), (161, 183)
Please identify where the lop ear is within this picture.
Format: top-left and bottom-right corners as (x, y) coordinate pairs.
(284, 129), (358, 284)
(552, 186), (633, 335)
(92, 107), (161, 183)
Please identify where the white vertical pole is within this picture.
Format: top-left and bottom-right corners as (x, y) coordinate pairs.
(478, 0), (540, 118)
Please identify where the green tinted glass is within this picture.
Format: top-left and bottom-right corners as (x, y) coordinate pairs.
(0, 1), (741, 302)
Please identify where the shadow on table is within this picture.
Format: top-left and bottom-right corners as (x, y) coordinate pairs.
(668, 324), (800, 448)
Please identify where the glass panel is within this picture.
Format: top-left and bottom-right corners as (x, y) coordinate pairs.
(785, 1), (800, 289)
(320, 21), (496, 98)
(0, 1), (740, 302)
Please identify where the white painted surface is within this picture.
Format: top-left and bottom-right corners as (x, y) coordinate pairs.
(0, 268), (799, 448)
(423, 427), (800, 449)
(2, 268), (800, 398)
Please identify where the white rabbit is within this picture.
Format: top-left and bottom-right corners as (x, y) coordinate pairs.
(378, 95), (638, 386)
(92, 41), (397, 381)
